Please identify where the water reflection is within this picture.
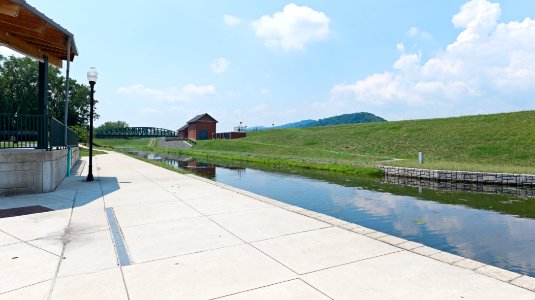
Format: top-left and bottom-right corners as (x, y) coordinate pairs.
(123, 148), (535, 277)
(382, 175), (535, 199)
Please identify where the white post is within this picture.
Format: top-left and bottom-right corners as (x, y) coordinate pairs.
(418, 151), (424, 164)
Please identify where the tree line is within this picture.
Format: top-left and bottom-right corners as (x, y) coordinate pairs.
(0, 55), (99, 141)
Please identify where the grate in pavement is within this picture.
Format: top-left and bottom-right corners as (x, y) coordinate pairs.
(105, 207), (132, 266)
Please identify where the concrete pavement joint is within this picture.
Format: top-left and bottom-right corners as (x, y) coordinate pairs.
(116, 214), (205, 230)
(0, 279), (52, 296)
(248, 225), (334, 244)
(0, 229), (61, 258)
(132, 242), (246, 266)
(209, 278), (301, 300)
(299, 250), (405, 276)
(206, 216), (301, 276)
(298, 278), (335, 300)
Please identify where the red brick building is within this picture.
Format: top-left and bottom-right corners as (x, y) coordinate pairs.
(178, 113), (218, 140)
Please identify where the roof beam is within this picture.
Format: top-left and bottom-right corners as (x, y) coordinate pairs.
(0, 3), (19, 17)
(0, 28), (62, 67)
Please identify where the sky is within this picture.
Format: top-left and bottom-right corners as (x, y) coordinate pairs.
(2, 0), (535, 131)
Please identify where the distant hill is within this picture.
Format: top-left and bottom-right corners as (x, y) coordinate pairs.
(269, 112), (386, 130)
(277, 119), (317, 129)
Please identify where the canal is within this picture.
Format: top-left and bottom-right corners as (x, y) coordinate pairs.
(123, 148), (535, 277)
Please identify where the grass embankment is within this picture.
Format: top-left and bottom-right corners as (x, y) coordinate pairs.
(80, 148), (106, 156)
(95, 110), (535, 175)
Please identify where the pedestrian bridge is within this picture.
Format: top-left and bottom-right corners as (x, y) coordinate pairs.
(95, 127), (177, 138)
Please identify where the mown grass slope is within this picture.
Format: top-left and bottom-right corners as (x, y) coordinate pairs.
(193, 110), (535, 173)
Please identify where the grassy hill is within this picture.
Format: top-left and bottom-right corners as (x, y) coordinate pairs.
(95, 110), (535, 174)
(192, 111), (535, 174)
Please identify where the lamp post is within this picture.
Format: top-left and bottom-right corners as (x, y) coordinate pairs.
(86, 67), (98, 181)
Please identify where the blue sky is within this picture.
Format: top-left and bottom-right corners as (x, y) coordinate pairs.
(3, 0), (535, 131)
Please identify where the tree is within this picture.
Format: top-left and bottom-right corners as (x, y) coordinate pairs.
(69, 125), (88, 144)
(0, 55), (96, 127)
(96, 121), (129, 131)
(0, 55), (38, 115)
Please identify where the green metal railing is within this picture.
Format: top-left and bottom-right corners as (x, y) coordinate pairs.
(0, 113), (78, 150)
(95, 126), (178, 138)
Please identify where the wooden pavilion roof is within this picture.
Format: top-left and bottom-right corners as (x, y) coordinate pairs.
(0, 0), (77, 67)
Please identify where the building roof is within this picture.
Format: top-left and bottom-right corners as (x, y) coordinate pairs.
(177, 124), (188, 131)
(187, 113), (218, 124)
(0, 0), (78, 67)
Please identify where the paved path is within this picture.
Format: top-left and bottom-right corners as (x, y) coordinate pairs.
(0, 152), (534, 299)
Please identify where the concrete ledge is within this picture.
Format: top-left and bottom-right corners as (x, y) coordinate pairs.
(378, 165), (535, 187)
(186, 172), (535, 292)
(0, 147), (80, 196)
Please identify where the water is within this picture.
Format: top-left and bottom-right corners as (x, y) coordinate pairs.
(124, 148), (535, 277)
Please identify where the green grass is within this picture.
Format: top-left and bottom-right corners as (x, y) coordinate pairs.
(94, 110), (535, 174)
(80, 148), (107, 157)
(120, 151), (188, 174)
(142, 147), (382, 176)
(93, 137), (157, 148)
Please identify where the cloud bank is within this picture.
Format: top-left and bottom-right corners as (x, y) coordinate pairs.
(321, 0), (535, 120)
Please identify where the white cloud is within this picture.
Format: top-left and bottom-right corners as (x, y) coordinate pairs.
(260, 88), (270, 94)
(224, 14), (241, 26)
(252, 3), (330, 51)
(322, 0), (535, 120)
(407, 26), (432, 40)
(210, 57), (230, 74)
(117, 83), (216, 102)
(182, 83), (216, 96)
(450, 0), (500, 47)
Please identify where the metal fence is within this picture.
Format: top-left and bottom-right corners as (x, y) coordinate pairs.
(0, 113), (78, 150)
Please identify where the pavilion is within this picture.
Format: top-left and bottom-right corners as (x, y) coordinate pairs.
(0, 0), (81, 195)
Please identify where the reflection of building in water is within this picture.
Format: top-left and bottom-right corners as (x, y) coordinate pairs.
(382, 175), (535, 198)
(227, 166), (246, 178)
(184, 161), (216, 178)
(161, 156), (217, 179)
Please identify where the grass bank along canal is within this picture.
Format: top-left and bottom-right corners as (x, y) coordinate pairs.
(122, 148), (535, 278)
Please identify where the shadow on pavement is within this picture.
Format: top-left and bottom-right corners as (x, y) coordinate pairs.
(0, 175), (120, 219)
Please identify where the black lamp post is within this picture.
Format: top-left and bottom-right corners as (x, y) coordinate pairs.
(86, 67), (98, 181)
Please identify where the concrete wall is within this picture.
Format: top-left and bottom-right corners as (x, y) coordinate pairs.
(381, 175), (535, 198)
(379, 165), (535, 187)
(0, 147), (80, 196)
(155, 138), (192, 149)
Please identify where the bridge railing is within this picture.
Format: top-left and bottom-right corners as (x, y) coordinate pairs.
(95, 127), (178, 138)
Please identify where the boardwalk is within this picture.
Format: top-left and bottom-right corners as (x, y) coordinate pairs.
(0, 152), (534, 299)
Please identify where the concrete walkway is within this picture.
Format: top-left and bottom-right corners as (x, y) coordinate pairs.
(0, 152), (534, 299)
